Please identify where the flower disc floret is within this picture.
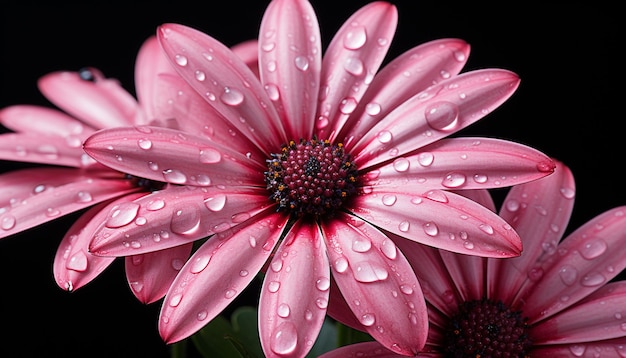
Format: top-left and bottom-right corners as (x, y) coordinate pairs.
(444, 299), (532, 357)
(265, 138), (358, 218)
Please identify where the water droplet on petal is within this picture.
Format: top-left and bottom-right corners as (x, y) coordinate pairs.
(190, 254), (211, 274)
(425, 190), (448, 203)
(569, 345), (586, 356)
(163, 169), (187, 184)
(359, 313), (376, 327)
(294, 56), (309, 71)
(382, 194), (397, 206)
(442, 172), (466, 188)
(339, 97), (358, 114)
(351, 236), (372, 253)
(392, 158), (410, 172)
(270, 322), (298, 355)
(365, 102), (381, 116)
(174, 54), (188, 66)
(417, 152), (434, 167)
(425, 101), (460, 131)
(334, 257), (349, 273)
(316, 277), (330, 291)
(558, 264), (578, 286)
(277, 303), (291, 318)
(343, 26), (367, 50)
(580, 239), (608, 260)
(581, 272), (605, 287)
(67, 251), (88, 271)
(423, 222), (439, 236)
(75, 191), (93, 203)
(170, 204), (202, 235)
(220, 87), (244, 106)
(268, 281), (281, 293)
(138, 138), (152, 150)
(380, 239), (397, 260)
(377, 130), (392, 144)
(353, 261), (388, 282)
(204, 194), (227, 211)
(344, 57), (364, 76)
(398, 220), (410, 232)
(106, 202), (141, 228)
(199, 147), (221, 163)
(146, 199), (166, 211)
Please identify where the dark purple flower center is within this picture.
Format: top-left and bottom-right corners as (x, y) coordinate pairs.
(443, 299), (532, 357)
(265, 138), (358, 218)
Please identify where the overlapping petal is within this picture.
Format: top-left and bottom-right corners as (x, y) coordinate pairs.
(361, 137), (555, 190)
(259, 0), (321, 140)
(83, 126), (265, 187)
(349, 189), (522, 257)
(159, 210), (287, 343)
(316, 1), (398, 139)
(89, 185), (271, 256)
(259, 219), (330, 358)
(38, 70), (142, 128)
(0, 105), (96, 137)
(0, 132), (93, 166)
(0, 167), (139, 240)
(157, 23), (287, 154)
(335, 38), (470, 146)
(322, 213), (428, 355)
(352, 69), (521, 169)
(521, 205), (626, 323)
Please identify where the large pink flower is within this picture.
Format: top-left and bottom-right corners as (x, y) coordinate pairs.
(84, 0), (554, 356)
(0, 36), (258, 301)
(321, 160), (626, 357)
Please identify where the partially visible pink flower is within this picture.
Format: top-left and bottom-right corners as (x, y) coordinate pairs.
(83, 0), (554, 356)
(322, 160), (626, 357)
(0, 36), (259, 302)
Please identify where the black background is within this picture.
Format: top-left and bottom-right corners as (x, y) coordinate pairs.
(1, 1), (623, 357)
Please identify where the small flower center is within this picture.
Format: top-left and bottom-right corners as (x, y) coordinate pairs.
(265, 138), (358, 218)
(443, 299), (532, 357)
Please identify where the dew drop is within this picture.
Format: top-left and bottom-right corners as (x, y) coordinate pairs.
(264, 83), (280, 101)
(380, 239), (397, 260)
(392, 158), (410, 172)
(163, 169), (187, 184)
(224, 289), (237, 299)
(334, 257), (349, 273)
(569, 345), (586, 357)
(442, 172), (466, 188)
(382, 194), (397, 206)
(268, 281), (281, 293)
(67, 251), (88, 271)
(194, 70), (206, 81)
(398, 220), (410, 232)
(505, 199), (520, 212)
(138, 138), (152, 150)
(169, 293), (183, 307)
(204, 194), (227, 212)
(277, 303), (291, 318)
(417, 152), (434, 167)
(75, 191), (93, 203)
(351, 236), (372, 253)
(359, 313), (376, 327)
(190, 254), (211, 274)
(353, 261), (388, 282)
(174, 54), (188, 66)
(0, 215), (16, 230)
(343, 26), (367, 50)
(580, 272), (606, 287)
(560, 186), (576, 199)
(558, 264), (578, 286)
(423, 222), (439, 236)
(106, 202), (141, 228)
(220, 87), (244, 106)
(339, 97), (358, 114)
(270, 322), (298, 355)
(479, 223), (494, 235)
(146, 199), (166, 211)
(199, 147), (222, 163)
(197, 310), (208, 321)
(294, 56), (309, 71)
(170, 204), (202, 235)
(425, 101), (459, 131)
(377, 130), (392, 144)
(365, 102), (382, 116)
(344, 57), (364, 76)
(580, 239), (608, 259)
(399, 284), (414, 295)
(425, 190), (448, 203)
(316, 277), (330, 291)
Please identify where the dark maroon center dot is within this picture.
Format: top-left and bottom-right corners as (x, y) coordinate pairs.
(265, 138), (358, 218)
(443, 299), (532, 358)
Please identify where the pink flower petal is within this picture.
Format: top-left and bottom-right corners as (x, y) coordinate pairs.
(318, 341), (399, 358)
(134, 36), (179, 123)
(322, 213), (428, 355)
(0, 105), (96, 136)
(316, 1), (398, 139)
(83, 126), (265, 187)
(158, 211), (286, 343)
(53, 200), (121, 291)
(230, 40), (260, 78)
(89, 185), (271, 256)
(150, 73), (264, 159)
(326, 276), (363, 331)
(0, 169), (138, 239)
(352, 69), (520, 169)
(259, 0), (321, 141)
(487, 160), (575, 305)
(522, 206), (626, 323)
(125, 243), (193, 304)
(392, 234), (461, 317)
(336, 38), (470, 147)
(531, 337), (626, 356)
(438, 249), (486, 301)
(0, 133), (93, 167)
(361, 137), (556, 190)
(531, 281), (626, 344)
(451, 188), (496, 212)
(259, 219), (330, 358)
(38, 70), (142, 128)
(350, 189), (522, 257)
(157, 23), (287, 153)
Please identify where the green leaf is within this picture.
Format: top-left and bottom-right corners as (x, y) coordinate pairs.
(336, 322), (373, 348)
(190, 315), (243, 358)
(306, 317), (338, 357)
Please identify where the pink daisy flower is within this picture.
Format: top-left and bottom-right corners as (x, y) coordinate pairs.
(82, 0), (555, 356)
(322, 160), (626, 357)
(0, 36), (259, 301)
